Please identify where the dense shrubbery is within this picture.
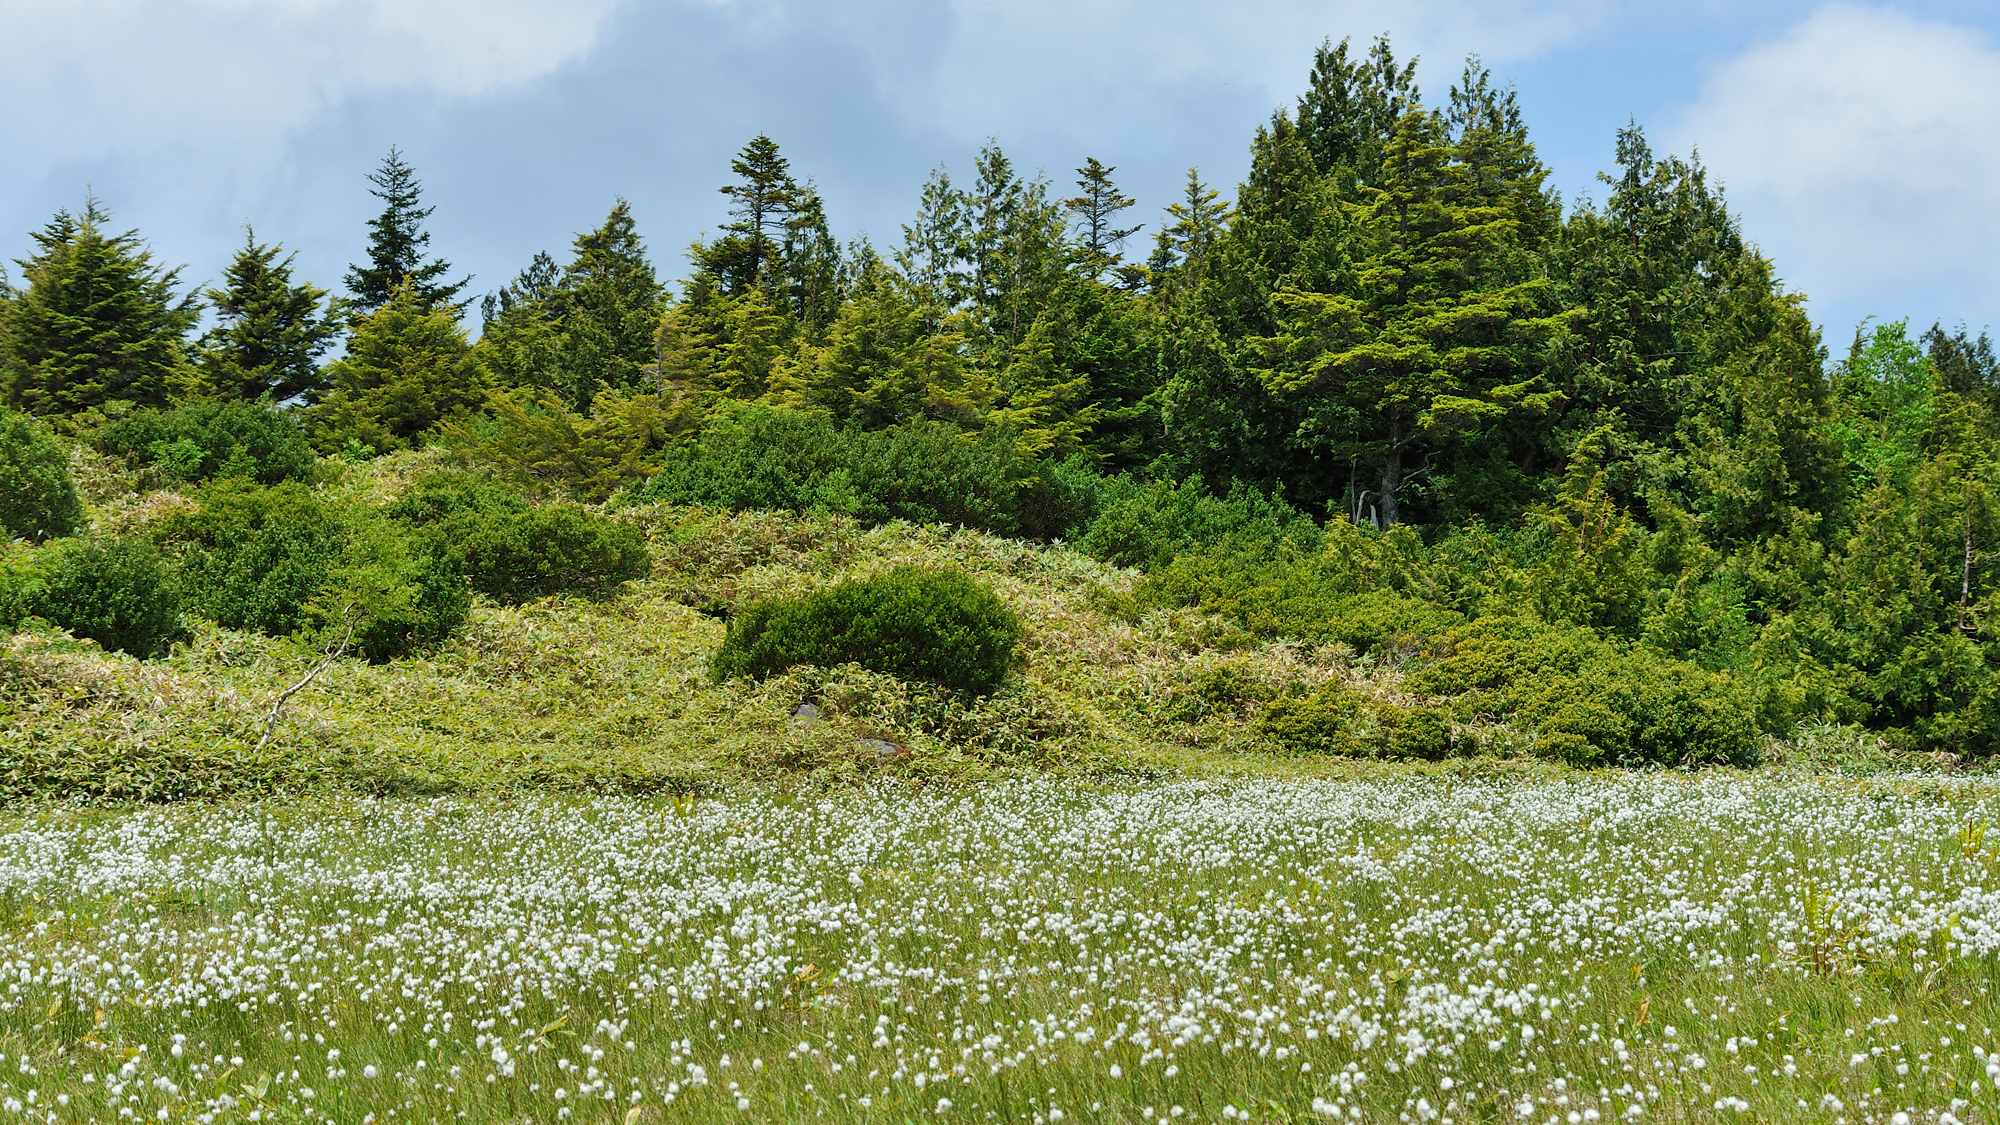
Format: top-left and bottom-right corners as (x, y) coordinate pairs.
(391, 472), (651, 603)
(712, 566), (1022, 694)
(0, 537), (185, 656)
(156, 480), (468, 660)
(1407, 617), (1760, 767)
(439, 506), (650, 604)
(0, 409), (83, 543)
(629, 405), (1094, 539)
(95, 399), (316, 486)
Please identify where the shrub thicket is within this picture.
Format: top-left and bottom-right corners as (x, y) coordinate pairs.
(1407, 616), (1760, 767)
(392, 472), (651, 604)
(631, 405), (1091, 538)
(21, 537), (186, 656)
(0, 409), (84, 543)
(95, 399), (316, 486)
(157, 480), (468, 659)
(712, 566), (1022, 694)
(436, 506), (650, 604)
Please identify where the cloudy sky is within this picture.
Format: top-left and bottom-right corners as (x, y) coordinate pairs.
(2, 0), (1996, 345)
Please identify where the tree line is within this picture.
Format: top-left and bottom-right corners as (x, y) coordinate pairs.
(4, 35), (1998, 755)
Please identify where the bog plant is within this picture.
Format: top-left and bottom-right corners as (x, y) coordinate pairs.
(0, 407), (83, 543)
(712, 565), (1022, 694)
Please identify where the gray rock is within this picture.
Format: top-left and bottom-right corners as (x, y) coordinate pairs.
(858, 738), (906, 757)
(792, 703), (822, 722)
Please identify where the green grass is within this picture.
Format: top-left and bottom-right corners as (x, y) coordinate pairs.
(2, 777), (1999, 1124)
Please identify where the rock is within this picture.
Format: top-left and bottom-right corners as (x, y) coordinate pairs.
(857, 737), (907, 758)
(792, 703), (822, 721)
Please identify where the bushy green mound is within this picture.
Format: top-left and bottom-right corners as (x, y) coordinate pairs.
(0, 409), (83, 543)
(157, 480), (467, 660)
(438, 506), (650, 604)
(0, 537), (185, 656)
(391, 472), (651, 604)
(1407, 616), (1760, 767)
(712, 566), (1022, 694)
(1256, 688), (1456, 761)
(630, 405), (1095, 539)
(95, 399), (316, 486)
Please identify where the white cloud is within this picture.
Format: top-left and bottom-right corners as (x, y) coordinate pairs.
(0, 0), (621, 155)
(1668, 4), (2000, 332)
(837, 0), (1610, 147)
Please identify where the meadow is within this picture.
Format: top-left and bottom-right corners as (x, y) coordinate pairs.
(1, 775), (1998, 1125)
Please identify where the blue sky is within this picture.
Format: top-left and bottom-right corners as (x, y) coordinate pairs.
(3, 0), (1998, 348)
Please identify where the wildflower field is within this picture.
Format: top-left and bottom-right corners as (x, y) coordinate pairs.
(3, 774), (1999, 1125)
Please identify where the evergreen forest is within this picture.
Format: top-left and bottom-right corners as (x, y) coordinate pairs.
(4, 37), (1997, 775)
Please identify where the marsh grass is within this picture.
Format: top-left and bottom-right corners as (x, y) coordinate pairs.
(2, 777), (2000, 1123)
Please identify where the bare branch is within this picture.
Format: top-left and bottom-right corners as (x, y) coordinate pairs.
(254, 606), (358, 753)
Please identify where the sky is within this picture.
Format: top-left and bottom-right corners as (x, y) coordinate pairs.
(2, 0), (1998, 348)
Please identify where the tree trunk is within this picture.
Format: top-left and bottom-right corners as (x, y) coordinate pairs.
(1379, 420), (1404, 528)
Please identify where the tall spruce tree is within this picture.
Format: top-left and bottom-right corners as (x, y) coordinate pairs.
(707, 136), (803, 294)
(1256, 108), (1570, 526)
(345, 148), (468, 316)
(1, 198), (197, 416)
(1065, 158), (1142, 276)
(199, 227), (341, 402)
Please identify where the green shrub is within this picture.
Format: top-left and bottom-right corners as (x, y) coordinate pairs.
(433, 505), (651, 604)
(1080, 476), (1320, 572)
(1407, 616), (1760, 767)
(158, 480), (344, 637)
(95, 399), (316, 486)
(23, 537), (186, 656)
(384, 471), (530, 525)
(630, 404), (1096, 538)
(0, 408), (84, 542)
(1255, 687), (1359, 754)
(157, 480), (469, 659)
(1255, 689), (1455, 760)
(313, 520), (471, 661)
(712, 566), (1022, 694)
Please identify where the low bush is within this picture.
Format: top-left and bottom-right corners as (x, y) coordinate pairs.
(95, 399), (316, 486)
(156, 480), (469, 659)
(712, 566), (1022, 694)
(17, 537), (185, 656)
(1255, 688), (1456, 760)
(434, 506), (651, 604)
(158, 480), (345, 637)
(1079, 476), (1320, 572)
(392, 472), (651, 604)
(1407, 616), (1760, 767)
(0, 408), (84, 543)
(629, 404), (1095, 538)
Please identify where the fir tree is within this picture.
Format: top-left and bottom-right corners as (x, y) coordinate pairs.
(1064, 158), (1141, 274)
(708, 136), (803, 294)
(309, 283), (487, 451)
(1257, 108), (1572, 525)
(345, 148), (468, 316)
(1, 197), (198, 416)
(199, 227), (341, 402)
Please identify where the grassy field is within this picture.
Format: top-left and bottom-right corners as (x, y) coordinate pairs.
(1, 775), (1998, 1124)
(6, 450), (1983, 1124)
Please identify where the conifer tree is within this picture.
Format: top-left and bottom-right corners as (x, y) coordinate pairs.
(1, 198), (197, 416)
(708, 136), (803, 294)
(1147, 168), (1231, 293)
(1295, 35), (1417, 195)
(1065, 158), (1141, 274)
(198, 227), (341, 402)
(345, 148), (468, 316)
(309, 283), (487, 451)
(1257, 108), (1571, 525)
